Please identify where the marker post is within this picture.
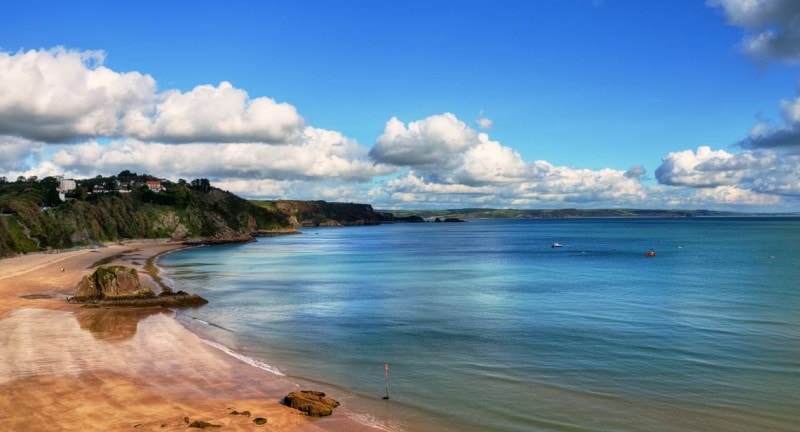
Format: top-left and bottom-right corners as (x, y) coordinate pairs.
(383, 363), (390, 400)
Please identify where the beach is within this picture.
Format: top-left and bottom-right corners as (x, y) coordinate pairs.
(0, 242), (371, 432)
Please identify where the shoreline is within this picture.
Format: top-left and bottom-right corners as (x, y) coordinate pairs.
(0, 241), (377, 431)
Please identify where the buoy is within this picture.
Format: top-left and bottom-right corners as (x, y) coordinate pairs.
(645, 250), (656, 257)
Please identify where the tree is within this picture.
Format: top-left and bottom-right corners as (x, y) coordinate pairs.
(190, 178), (211, 193)
(40, 176), (62, 206)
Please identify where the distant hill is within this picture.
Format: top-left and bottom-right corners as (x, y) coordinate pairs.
(0, 173), (292, 258)
(378, 208), (772, 219)
(252, 200), (385, 227)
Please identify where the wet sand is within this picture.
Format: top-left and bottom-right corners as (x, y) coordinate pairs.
(0, 242), (372, 431)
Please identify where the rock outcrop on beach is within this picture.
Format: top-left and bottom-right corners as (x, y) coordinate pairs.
(283, 391), (340, 417)
(71, 265), (208, 307)
(74, 266), (150, 300)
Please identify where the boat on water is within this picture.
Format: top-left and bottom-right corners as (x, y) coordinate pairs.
(551, 243), (564, 248)
(645, 250), (656, 257)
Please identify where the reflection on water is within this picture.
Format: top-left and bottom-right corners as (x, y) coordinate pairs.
(74, 307), (168, 341)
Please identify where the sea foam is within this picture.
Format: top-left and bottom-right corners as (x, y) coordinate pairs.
(200, 339), (285, 376)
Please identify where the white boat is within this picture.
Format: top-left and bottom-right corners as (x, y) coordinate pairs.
(551, 242), (564, 248)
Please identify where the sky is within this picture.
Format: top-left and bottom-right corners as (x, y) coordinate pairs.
(1, 0), (800, 211)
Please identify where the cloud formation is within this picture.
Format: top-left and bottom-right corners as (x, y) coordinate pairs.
(655, 146), (800, 197)
(0, 136), (42, 172)
(370, 113), (478, 167)
(47, 128), (394, 183)
(0, 48), (156, 143)
(710, 0), (800, 62)
(705, 0), (800, 167)
(146, 82), (304, 143)
(370, 113), (647, 207)
(0, 48), (304, 144)
(1, 45), (796, 210)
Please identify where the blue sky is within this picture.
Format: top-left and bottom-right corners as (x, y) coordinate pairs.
(2, 0), (800, 211)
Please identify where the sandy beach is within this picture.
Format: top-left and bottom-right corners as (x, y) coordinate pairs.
(0, 242), (372, 432)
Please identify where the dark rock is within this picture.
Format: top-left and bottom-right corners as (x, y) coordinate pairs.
(73, 266), (152, 301)
(229, 410), (251, 416)
(188, 420), (221, 428)
(253, 417), (267, 425)
(433, 217), (465, 223)
(70, 265), (207, 307)
(283, 390), (340, 417)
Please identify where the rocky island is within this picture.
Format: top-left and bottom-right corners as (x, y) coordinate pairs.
(70, 265), (207, 307)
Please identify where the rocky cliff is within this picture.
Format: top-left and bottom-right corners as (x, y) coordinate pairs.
(261, 200), (385, 227)
(0, 175), (295, 257)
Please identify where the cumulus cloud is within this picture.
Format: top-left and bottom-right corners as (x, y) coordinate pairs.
(0, 47), (304, 144)
(370, 113), (478, 167)
(368, 113), (648, 207)
(3, 46), (793, 210)
(49, 128), (394, 183)
(691, 185), (782, 206)
(738, 95), (800, 149)
(655, 145), (800, 197)
(145, 81), (304, 143)
(656, 146), (748, 187)
(709, 0), (800, 62)
(624, 165), (647, 179)
(0, 47), (156, 143)
(476, 111), (494, 130)
(0, 136), (42, 172)
(514, 163), (646, 204)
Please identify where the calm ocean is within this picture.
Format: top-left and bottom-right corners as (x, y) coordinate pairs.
(159, 218), (800, 432)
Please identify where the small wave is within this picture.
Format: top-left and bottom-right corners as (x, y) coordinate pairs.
(200, 339), (285, 377)
(191, 316), (210, 325)
(348, 412), (405, 432)
(185, 315), (233, 332)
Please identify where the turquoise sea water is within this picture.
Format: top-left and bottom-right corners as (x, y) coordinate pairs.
(159, 218), (800, 432)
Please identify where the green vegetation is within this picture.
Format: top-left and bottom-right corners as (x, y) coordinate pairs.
(0, 172), (292, 257)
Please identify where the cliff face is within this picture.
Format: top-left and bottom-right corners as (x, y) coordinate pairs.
(268, 200), (384, 227)
(0, 180), (295, 257)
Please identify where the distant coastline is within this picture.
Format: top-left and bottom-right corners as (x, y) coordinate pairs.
(378, 207), (800, 220)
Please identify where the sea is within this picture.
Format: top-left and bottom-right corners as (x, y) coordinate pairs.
(158, 217), (800, 432)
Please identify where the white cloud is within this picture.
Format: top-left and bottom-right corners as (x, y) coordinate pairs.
(369, 113), (478, 167)
(0, 47), (156, 143)
(0, 48), (304, 145)
(0, 136), (42, 171)
(455, 134), (528, 185)
(2, 46), (795, 210)
(48, 127), (395, 184)
(146, 81), (304, 143)
(476, 111), (494, 130)
(655, 145), (800, 197)
(656, 146), (748, 187)
(691, 185), (782, 206)
(515, 163), (646, 204)
(368, 112), (650, 208)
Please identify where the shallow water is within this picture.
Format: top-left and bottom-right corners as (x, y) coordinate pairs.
(160, 218), (800, 431)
